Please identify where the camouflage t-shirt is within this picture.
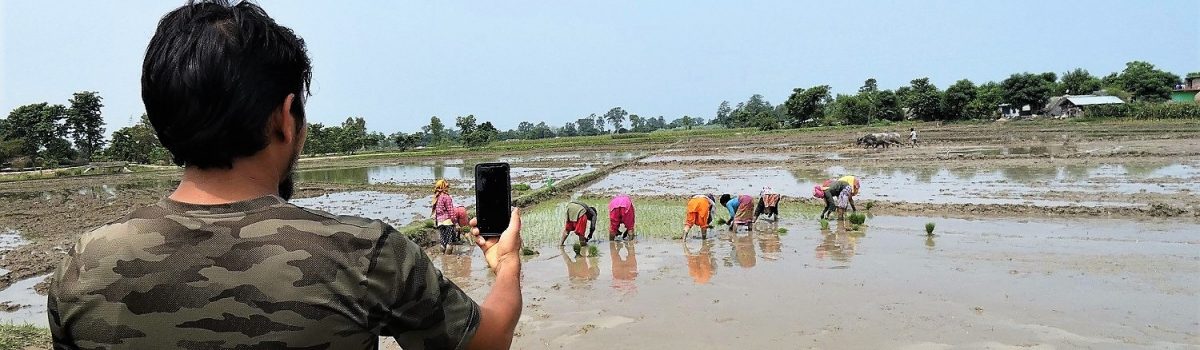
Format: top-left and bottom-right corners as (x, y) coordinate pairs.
(48, 195), (479, 349)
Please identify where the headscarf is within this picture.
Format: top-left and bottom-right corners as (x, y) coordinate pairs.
(432, 179), (450, 207)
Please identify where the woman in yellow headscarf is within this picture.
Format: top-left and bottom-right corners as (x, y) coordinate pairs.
(432, 179), (457, 252)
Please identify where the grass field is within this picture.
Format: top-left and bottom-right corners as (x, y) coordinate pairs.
(0, 324), (49, 350)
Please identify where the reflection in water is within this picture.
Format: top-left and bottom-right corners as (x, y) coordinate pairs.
(609, 241), (638, 294)
(925, 236), (936, 250)
(814, 222), (863, 263)
(758, 231), (782, 261)
(440, 251), (474, 290)
(732, 233), (756, 268)
(560, 247), (600, 286)
(684, 241), (717, 284)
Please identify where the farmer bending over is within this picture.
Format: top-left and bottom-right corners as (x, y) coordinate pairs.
(756, 186), (782, 221)
(560, 200), (597, 246)
(682, 194), (716, 239)
(608, 194), (636, 240)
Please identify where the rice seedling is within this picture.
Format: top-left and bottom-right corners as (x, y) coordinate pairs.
(848, 213), (866, 225)
(925, 222), (936, 235)
(819, 219), (830, 230)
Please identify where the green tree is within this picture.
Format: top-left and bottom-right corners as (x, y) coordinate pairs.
(364, 131), (386, 149)
(784, 86), (832, 127)
(560, 122), (578, 137)
(730, 94), (776, 128)
(337, 117), (367, 153)
(389, 132), (420, 151)
(106, 115), (169, 164)
(1109, 61), (1180, 102)
(828, 94), (873, 125)
(303, 123), (335, 154)
(874, 90), (904, 121)
(533, 122), (555, 139)
(904, 78), (943, 121)
(592, 114), (607, 134)
(4, 103), (70, 165)
(422, 116), (446, 146)
(859, 78), (878, 94)
(65, 91), (105, 161)
(628, 114), (645, 132)
(576, 115), (599, 136)
(456, 115), (478, 136)
(1059, 68), (1102, 95)
(1001, 73), (1056, 114)
(714, 101), (733, 126)
(603, 107), (628, 133)
(942, 79), (977, 120)
(965, 82), (1003, 119)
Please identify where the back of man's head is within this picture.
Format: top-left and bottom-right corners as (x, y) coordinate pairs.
(142, 0), (311, 169)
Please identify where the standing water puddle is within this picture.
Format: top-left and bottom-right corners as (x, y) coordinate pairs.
(586, 162), (1198, 207)
(291, 191), (476, 227)
(411, 214), (1198, 349)
(298, 165), (593, 188)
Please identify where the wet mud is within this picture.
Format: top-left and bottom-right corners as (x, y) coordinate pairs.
(0, 120), (1197, 348)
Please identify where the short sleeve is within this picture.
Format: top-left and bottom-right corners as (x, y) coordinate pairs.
(374, 227), (480, 350)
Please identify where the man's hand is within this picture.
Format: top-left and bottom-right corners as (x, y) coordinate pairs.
(470, 208), (522, 273)
(466, 208), (523, 350)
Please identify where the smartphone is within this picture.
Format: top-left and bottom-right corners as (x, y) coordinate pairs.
(474, 162), (511, 237)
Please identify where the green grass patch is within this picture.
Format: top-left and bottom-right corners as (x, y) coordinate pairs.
(0, 324), (50, 350)
(925, 222), (936, 235)
(819, 219), (830, 230)
(512, 183), (531, 191)
(519, 196), (817, 245)
(848, 213), (867, 225)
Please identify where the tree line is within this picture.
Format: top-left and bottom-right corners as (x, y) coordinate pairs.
(3, 60), (1192, 167)
(712, 60), (1186, 130)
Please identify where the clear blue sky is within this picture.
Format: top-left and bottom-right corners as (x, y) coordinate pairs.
(2, 1), (1197, 134)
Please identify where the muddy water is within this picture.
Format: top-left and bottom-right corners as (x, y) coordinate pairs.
(0, 274), (50, 327)
(588, 161), (1200, 207)
(290, 191), (476, 228)
(400, 215), (1199, 349)
(585, 168), (805, 197)
(822, 162), (1200, 207)
(297, 165), (593, 188)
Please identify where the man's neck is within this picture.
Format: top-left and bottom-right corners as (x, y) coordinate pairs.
(169, 165), (279, 205)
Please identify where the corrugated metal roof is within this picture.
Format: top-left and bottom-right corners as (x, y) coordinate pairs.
(1065, 95), (1124, 106)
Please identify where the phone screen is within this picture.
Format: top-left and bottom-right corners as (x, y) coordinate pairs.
(474, 162), (511, 237)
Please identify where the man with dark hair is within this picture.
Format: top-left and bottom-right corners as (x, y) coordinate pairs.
(47, 1), (523, 349)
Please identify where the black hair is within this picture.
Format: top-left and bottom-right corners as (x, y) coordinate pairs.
(719, 194), (732, 206)
(585, 206), (597, 235)
(142, 0), (312, 169)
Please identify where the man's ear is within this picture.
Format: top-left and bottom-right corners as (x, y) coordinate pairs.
(274, 94), (299, 145)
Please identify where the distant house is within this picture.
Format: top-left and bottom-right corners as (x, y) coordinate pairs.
(1044, 95), (1125, 117)
(997, 103), (1032, 118)
(1171, 74), (1200, 103)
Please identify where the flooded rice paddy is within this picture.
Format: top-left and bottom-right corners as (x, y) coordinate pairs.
(409, 210), (1199, 349)
(298, 164), (594, 188)
(588, 161), (1200, 208)
(2, 123), (1199, 348)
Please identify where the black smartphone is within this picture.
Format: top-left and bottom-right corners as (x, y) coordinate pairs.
(474, 162), (511, 237)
